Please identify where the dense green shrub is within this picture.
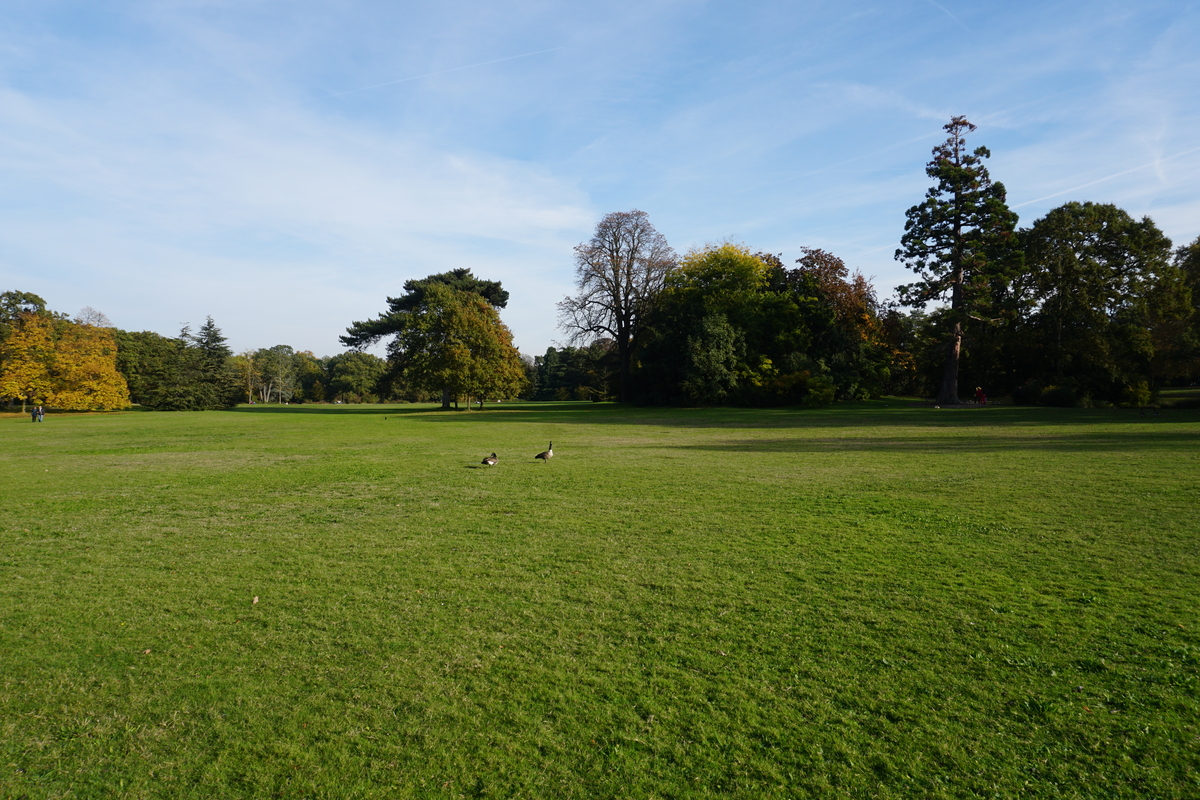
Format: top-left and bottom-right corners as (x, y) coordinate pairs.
(1040, 385), (1077, 407)
(804, 375), (836, 407)
(1120, 381), (1151, 408)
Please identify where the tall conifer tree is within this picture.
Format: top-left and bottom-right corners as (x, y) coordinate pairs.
(895, 117), (1021, 404)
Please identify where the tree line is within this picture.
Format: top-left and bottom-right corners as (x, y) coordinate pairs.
(0, 271), (527, 411)
(555, 118), (1200, 407)
(4, 116), (1198, 411)
(892, 117), (1199, 406)
(0, 294), (399, 411)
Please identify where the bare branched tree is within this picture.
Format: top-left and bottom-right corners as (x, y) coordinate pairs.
(558, 210), (676, 401)
(75, 306), (112, 327)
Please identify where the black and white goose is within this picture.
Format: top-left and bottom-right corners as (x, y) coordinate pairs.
(534, 442), (553, 462)
(481, 452), (498, 466)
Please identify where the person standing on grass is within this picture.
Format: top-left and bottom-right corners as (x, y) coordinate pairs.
(31, 406), (38, 422)
(974, 387), (984, 405)
(38, 406), (45, 422)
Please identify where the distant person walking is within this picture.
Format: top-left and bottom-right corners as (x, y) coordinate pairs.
(31, 406), (38, 422)
(38, 406), (45, 421)
(974, 387), (985, 406)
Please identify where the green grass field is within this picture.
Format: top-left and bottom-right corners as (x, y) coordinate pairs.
(1, 401), (1198, 798)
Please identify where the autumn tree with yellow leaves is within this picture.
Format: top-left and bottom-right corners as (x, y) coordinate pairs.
(0, 311), (56, 411)
(0, 300), (130, 411)
(47, 322), (130, 410)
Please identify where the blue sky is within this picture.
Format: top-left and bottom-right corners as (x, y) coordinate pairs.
(1, 0), (1197, 358)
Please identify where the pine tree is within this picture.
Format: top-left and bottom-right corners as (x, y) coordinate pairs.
(187, 316), (239, 409)
(895, 117), (1021, 404)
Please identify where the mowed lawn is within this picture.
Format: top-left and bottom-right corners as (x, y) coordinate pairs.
(1, 401), (1197, 799)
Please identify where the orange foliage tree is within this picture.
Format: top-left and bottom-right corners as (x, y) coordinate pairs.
(0, 312), (56, 410)
(793, 247), (880, 341)
(48, 323), (130, 410)
(0, 312), (129, 411)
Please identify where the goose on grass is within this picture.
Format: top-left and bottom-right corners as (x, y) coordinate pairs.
(534, 442), (553, 462)
(481, 452), (498, 466)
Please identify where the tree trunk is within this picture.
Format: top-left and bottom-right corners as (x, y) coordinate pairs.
(617, 338), (631, 403)
(939, 261), (965, 405)
(938, 322), (962, 404)
(441, 386), (451, 410)
(1055, 303), (1063, 381)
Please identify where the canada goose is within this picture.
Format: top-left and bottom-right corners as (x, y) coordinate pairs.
(535, 442), (553, 462)
(481, 452), (498, 466)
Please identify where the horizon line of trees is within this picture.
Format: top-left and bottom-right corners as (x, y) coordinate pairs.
(0, 293), (410, 411)
(554, 118), (1199, 408)
(5, 117), (1198, 412)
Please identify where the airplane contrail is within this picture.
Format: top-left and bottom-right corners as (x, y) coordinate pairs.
(796, 130), (942, 179)
(925, 0), (970, 32)
(328, 47), (565, 97)
(1012, 144), (1200, 209)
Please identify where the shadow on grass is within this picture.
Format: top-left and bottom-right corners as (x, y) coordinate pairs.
(671, 426), (1200, 453)
(227, 404), (437, 416)
(423, 402), (1200, 432)
(223, 400), (1200, 432)
(226, 402), (610, 417)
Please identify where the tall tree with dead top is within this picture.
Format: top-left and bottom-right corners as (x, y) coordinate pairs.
(559, 210), (676, 402)
(895, 117), (1021, 404)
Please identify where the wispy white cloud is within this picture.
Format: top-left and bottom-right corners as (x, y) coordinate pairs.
(0, 0), (1197, 355)
(0, 71), (594, 354)
(327, 47), (566, 97)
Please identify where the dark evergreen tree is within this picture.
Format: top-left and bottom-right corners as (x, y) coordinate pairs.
(188, 316), (239, 409)
(114, 330), (183, 407)
(532, 342), (617, 401)
(113, 317), (238, 410)
(895, 116), (1022, 404)
(1173, 235), (1200, 382)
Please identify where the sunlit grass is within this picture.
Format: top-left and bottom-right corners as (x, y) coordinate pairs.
(1, 401), (1198, 797)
